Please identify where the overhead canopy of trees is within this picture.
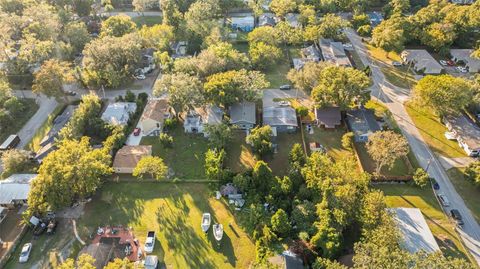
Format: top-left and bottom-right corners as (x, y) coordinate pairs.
(366, 131), (409, 174)
(287, 61), (328, 93)
(139, 24), (175, 52)
(246, 125), (273, 157)
(100, 14), (137, 37)
(32, 59), (75, 99)
(59, 93), (103, 140)
(371, 16), (406, 55)
(133, 156), (168, 180)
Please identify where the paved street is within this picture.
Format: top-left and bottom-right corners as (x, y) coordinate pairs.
(346, 28), (480, 265)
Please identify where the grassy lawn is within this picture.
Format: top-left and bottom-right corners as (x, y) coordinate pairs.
(405, 103), (466, 158)
(231, 42), (249, 53)
(132, 16), (162, 27)
(366, 44), (402, 63)
(25, 104), (66, 152)
(264, 46), (295, 89)
(225, 131), (256, 174)
(356, 143), (411, 177)
(347, 50), (365, 70)
(77, 182), (256, 269)
(265, 131), (303, 176)
(140, 124), (210, 179)
(0, 99), (39, 143)
(374, 184), (469, 261)
(447, 168), (480, 224)
(304, 126), (352, 161)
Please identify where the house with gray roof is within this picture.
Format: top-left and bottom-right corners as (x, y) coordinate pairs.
(101, 102), (137, 126)
(263, 106), (298, 133)
(184, 106), (223, 135)
(346, 108), (380, 142)
(315, 107), (341, 129)
(319, 39), (352, 67)
(401, 50), (443, 75)
(444, 114), (480, 156)
(285, 13), (300, 28)
(0, 174), (37, 208)
(230, 101), (256, 130)
(258, 13), (276, 27)
(450, 49), (480, 73)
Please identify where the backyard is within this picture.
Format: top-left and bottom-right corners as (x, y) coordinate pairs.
(225, 131), (256, 174)
(304, 126), (352, 161)
(356, 143), (412, 177)
(265, 131), (303, 176)
(0, 99), (39, 143)
(76, 182), (256, 269)
(374, 184), (470, 261)
(140, 123), (210, 179)
(132, 16), (162, 27)
(405, 103), (466, 158)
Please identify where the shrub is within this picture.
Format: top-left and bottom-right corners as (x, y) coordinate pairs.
(465, 161), (480, 185)
(296, 106), (309, 118)
(159, 133), (173, 147)
(341, 132), (354, 150)
(413, 168), (429, 188)
(357, 25), (372, 37)
(125, 90), (136, 102)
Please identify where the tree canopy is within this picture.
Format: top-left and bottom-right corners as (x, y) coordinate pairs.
(133, 156), (168, 180)
(100, 14), (137, 37)
(366, 131), (409, 174)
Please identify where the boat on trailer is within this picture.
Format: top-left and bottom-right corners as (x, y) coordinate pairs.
(201, 213), (211, 233)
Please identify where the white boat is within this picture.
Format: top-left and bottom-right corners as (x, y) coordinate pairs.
(213, 223), (224, 242)
(201, 213), (211, 233)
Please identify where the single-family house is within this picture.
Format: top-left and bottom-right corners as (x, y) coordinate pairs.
(346, 108), (380, 142)
(444, 114), (480, 157)
(230, 101), (256, 129)
(113, 145), (152, 174)
(319, 39), (352, 67)
(292, 58), (308, 70)
(301, 45), (321, 62)
(140, 48), (156, 74)
(0, 174), (37, 209)
(285, 13), (301, 28)
(184, 106), (223, 135)
(229, 15), (255, 32)
(315, 107), (341, 129)
(367, 12), (384, 27)
(101, 102), (137, 126)
(391, 208), (440, 253)
(268, 251), (304, 269)
(258, 13), (276, 27)
(450, 49), (480, 73)
(263, 106), (298, 133)
(139, 99), (171, 136)
(401, 50), (444, 75)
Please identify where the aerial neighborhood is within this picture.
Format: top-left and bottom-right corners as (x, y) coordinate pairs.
(1, 0), (480, 268)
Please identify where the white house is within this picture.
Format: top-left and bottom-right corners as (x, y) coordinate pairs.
(0, 174), (37, 209)
(401, 50), (444, 75)
(101, 102), (137, 126)
(140, 99), (171, 136)
(444, 115), (480, 157)
(113, 145), (152, 174)
(183, 106), (223, 135)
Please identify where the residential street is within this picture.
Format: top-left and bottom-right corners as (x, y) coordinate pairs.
(345, 28), (480, 265)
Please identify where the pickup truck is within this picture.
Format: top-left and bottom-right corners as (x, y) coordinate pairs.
(144, 231), (155, 253)
(144, 255), (158, 269)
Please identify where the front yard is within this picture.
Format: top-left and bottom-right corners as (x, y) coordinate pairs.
(405, 103), (466, 158)
(140, 124), (210, 179)
(374, 184), (470, 261)
(77, 182), (256, 269)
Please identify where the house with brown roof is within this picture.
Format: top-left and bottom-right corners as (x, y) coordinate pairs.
(140, 99), (172, 136)
(113, 145), (152, 174)
(315, 107), (341, 129)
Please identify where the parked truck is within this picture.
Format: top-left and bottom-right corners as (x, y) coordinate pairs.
(144, 231), (155, 253)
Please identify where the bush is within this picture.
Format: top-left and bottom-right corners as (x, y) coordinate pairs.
(296, 106), (309, 118)
(125, 90), (136, 102)
(341, 132), (354, 150)
(163, 118), (177, 130)
(465, 161), (480, 185)
(159, 133), (173, 147)
(357, 25), (372, 37)
(413, 168), (429, 188)
(352, 13), (370, 29)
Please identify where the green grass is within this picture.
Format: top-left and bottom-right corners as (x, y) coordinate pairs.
(77, 182), (256, 269)
(25, 104), (66, 152)
(366, 44), (402, 63)
(447, 168), (480, 224)
(348, 50), (365, 70)
(263, 46), (295, 89)
(132, 16), (162, 27)
(374, 184), (470, 261)
(140, 123), (210, 179)
(356, 143), (411, 176)
(0, 99), (39, 143)
(225, 131), (256, 173)
(265, 132), (303, 176)
(381, 66), (417, 89)
(231, 42), (249, 53)
(304, 126), (352, 161)
(405, 103), (466, 158)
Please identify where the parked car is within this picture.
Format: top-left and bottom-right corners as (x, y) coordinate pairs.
(133, 128), (141, 136)
(439, 60), (448, 66)
(278, 101), (291, 107)
(64, 90), (77, 96)
(135, 74), (146, 80)
(391, 61), (403, 67)
(444, 131), (456, 140)
(437, 194), (450, 207)
(33, 222), (47, 236)
(0, 134), (20, 151)
(432, 179), (440, 190)
(447, 60), (455, 66)
(450, 209), (464, 226)
(144, 255), (159, 269)
(456, 66), (468, 73)
(47, 220), (58, 235)
(279, 84), (291, 90)
(144, 231), (155, 254)
(18, 243), (32, 263)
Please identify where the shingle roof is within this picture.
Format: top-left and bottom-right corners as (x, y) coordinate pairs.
(315, 107), (341, 127)
(101, 102), (137, 126)
(113, 145), (152, 169)
(230, 101), (256, 125)
(450, 49), (480, 73)
(140, 99), (170, 123)
(401, 50), (443, 74)
(263, 106), (298, 127)
(39, 105), (77, 147)
(0, 174), (37, 205)
(319, 39), (352, 67)
(346, 108), (380, 136)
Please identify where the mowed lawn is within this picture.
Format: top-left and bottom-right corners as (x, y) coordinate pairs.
(225, 131), (256, 173)
(141, 124), (209, 179)
(265, 131), (303, 176)
(374, 184), (469, 261)
(405, 103), (466, 158)
(77, 183), (256, 269)
(356, 143), (412, 177)
(304, 126), (351, 161)
(132, 16), (162, 27)
(447, 168), (480, 224)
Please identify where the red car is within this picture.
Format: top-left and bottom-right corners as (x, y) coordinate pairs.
(447, 60), (455, 66)
(133, 128), (141, 136)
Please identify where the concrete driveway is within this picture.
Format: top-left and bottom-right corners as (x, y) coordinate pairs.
(346, 28), (480, 265)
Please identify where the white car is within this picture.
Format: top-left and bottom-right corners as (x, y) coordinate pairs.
(135, 74), (146, 80)
(444, 132), (456, 140)
(456, 66), (468, 73)
(144, 231), (155, 254)
(391, 61), (403, 67)
(438, 194), (450, 207)
(278, 101), (291, 107)
(18, 243), (32, 263)
(439, 60), (448, 66)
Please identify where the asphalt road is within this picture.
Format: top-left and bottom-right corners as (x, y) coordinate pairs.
(345, 28), (480, 265)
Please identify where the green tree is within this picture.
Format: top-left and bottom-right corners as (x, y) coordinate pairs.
(247, 26), (280, 46)
(311, 66), (370, 110)
(204, 148), (226, 181)
(412, 75), (474, 116)
(57, 253), (96, 269)
(104, 258), (137, 269)
(420, 22), (456, 53)
(185, 0), (222, 38)
(246, 126), (273, 157)
(413, 168), (429, 188)
(298, 4), (316, 26)
(63, 21), (91, 54)
(359, 190), (387, 233)
(249, 42), (282, 70)
(352, 13), (370, 29)
(465, 161), (480, 185)
(100, 14), (137, 37)
(59, 93), (102, 140)
(316, 14), (350, 40)
(287, 61), (328, 93)
(159, 133), (173, 147)
(341, 132), (354, 150)
(132, 0), (156, 14)
(252, 160), (274, 195)
(133, 156), (168, 180)
(371, 17), (406, 56)
(313, 258), (348, 269)
(32, 59), (75, 99)
(271, 208), (291, 237)
(269, 0), (297, 18)
(366, 131), (409, 174)
(1, 149), (33, 178)
(153, 73), (204, 117)
(139, 24), (175, 51)
(204, 123), (232, 149)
